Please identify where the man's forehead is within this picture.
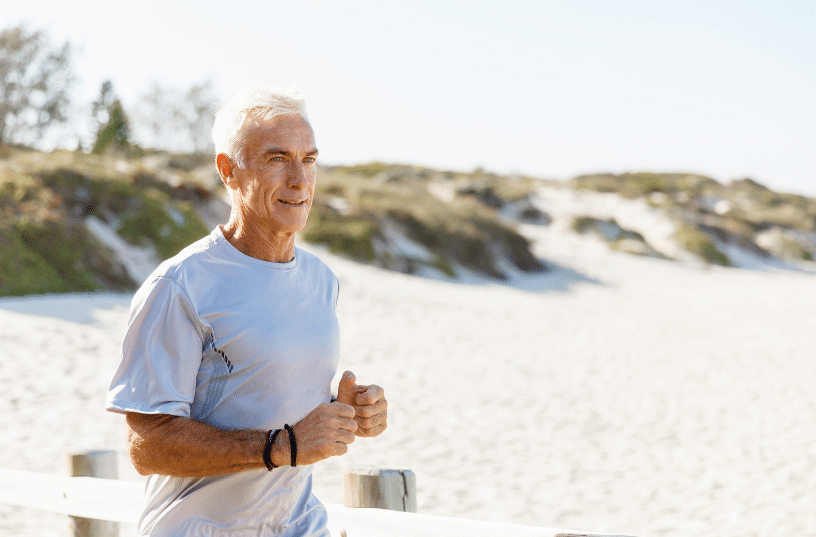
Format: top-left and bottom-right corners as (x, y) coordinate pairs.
(246, 113), (311, 134)
(245, 114), (316, 151)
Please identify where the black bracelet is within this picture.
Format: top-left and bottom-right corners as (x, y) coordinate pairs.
(263, 429), (281, 471)
(284, 423), (297, 467)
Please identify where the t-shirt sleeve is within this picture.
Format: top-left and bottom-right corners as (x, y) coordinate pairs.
(106, 276), (204, 417)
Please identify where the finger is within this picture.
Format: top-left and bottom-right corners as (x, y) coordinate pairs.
(354, 410), (387, 430)
(336, 371), (358, 406)
(355, 385), (384, 406)
(356, 423), (387, 438)
(328, 442), (349, 457)
(337, 416), (358, 433)
(322, 427), (356, 447)
(353, 398), (387, 419)
(329, 402), (356, 419)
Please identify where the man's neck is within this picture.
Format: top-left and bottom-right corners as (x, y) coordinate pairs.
(220, 218), (296, 264)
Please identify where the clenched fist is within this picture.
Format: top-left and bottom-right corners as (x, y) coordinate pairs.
(336, 370), (388, 438)
(286, 402), (358, 466)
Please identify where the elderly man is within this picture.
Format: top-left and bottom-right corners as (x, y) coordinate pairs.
(106, 85), (387, 536)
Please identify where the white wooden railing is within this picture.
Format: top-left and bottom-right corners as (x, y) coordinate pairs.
(0, 451), (632, 537)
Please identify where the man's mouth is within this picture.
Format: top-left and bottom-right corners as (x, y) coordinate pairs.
(279, 199), (307, 206)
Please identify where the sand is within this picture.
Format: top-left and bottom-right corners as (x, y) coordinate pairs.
(1, 211), (815, 537)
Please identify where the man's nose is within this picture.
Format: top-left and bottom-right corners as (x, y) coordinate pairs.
(286, 161), (309, 189)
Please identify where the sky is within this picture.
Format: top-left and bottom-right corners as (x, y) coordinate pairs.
(3, 0), (815, 196)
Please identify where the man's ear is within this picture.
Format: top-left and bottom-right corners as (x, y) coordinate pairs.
(216, 153), (238, 189)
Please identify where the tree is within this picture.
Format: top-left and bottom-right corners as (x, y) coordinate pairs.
(138, 82), (176, 151)
(91, 80), (131, 154)
(181, 80), (218, 154)
(135, 80), (218, 154)
(91, 80), (115, 129)
(0, 25), (74, 147)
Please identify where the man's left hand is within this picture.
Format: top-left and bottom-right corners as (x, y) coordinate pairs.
(336, 371), (388, 438)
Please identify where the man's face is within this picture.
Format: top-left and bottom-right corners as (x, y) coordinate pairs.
(230, 114), (318, 236)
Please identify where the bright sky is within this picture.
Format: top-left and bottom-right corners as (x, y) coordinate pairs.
(3, 0), (815, 196)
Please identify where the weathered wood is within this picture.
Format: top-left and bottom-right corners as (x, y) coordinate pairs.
(343, 466), (417, 512)
(0, 465), (637, 537)
(0, 469), (143, 522)
(68, 451), (120, 537)
(325, 504), (599, 537)
(556, 534), (636, 537)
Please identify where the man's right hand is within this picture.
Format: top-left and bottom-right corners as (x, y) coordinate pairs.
(287, 402), (358, 465)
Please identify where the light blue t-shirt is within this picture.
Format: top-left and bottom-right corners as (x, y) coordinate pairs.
(107, 227), (340, 536)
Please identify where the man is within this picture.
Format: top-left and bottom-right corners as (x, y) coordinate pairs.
(106, 85), (388, 536)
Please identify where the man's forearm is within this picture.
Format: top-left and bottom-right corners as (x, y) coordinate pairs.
(125, 413), (288, 477)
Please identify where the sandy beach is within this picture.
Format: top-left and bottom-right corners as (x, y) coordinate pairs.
(1, 209), (815, 537)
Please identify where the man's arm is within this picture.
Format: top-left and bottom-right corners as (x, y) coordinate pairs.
(126, 402), (358, 477)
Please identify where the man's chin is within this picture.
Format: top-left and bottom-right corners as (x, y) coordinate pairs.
(268, 216), (311, 236)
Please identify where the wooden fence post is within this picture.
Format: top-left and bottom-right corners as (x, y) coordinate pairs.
(68, 450), (119, 537)
(343, 466), (417, 513)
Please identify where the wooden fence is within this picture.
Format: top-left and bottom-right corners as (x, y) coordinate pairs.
(0, 450), (632, 537)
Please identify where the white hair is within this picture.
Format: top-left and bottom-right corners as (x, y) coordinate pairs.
(211, 84), (308, 168)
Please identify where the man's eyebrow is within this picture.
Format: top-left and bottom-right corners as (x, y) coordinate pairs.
(261, 147), (319, 156)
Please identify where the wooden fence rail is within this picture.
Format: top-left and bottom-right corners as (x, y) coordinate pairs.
(0, 451), (632, 537)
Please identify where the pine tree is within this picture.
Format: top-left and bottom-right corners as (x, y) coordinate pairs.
(91, 81), (131, 154)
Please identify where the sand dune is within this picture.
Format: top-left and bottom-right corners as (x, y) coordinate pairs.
(1, 220), (814, 536)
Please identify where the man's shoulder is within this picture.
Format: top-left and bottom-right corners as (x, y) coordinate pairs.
(152, 231), (221, 279)
(127, 230), (231, 317)
(295, 246), (337, 279)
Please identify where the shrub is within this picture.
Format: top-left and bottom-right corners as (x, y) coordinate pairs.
(333, 162), (394, 178)
(570, 173), (719, 199)
(117, 188), (209, 258)
(675, 224), (730, 266)
(0, 227), (74, 296)
(301, 204), (378, 262)
(311, 167), (547, 279)
(0, 220), (132, 296)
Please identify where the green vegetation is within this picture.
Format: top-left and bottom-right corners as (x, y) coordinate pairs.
(302, 209), (378, 262)
(570, 216), (658, 258)
(421, 257), (456, 278)
(91, 81), (133, 155)
(0, 220), (133, 296)
(332, 161), (396, 178)
(2, 152), (548, 295)
(570, 172), (816, 233)
(570, 172), (719, 199)
(5, 149), (815, 297)
(566, 171), (816, 264)
(306, 165), (546, 279)
(772, 236), (814, 261)
(0, 226), (78, 296)
(674, 225), (731, 266)
(36, 167), (210, 259)
(0, 25), (73, 147)
(729, 202), (815, 232)
(572, 216), (604, 235)
(0, 148), (213, 296)
(92, 99), (131, 154)
(570, 216), (645, 243)
(386, 209), (505, 279)
(117, 189), (208, 258)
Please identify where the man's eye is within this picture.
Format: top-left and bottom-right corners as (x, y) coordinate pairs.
(304, 157), (316, 163)
(270, 156), (283, 162)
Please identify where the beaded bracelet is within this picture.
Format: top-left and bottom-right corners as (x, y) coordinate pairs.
(263, 429), (281, 471)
